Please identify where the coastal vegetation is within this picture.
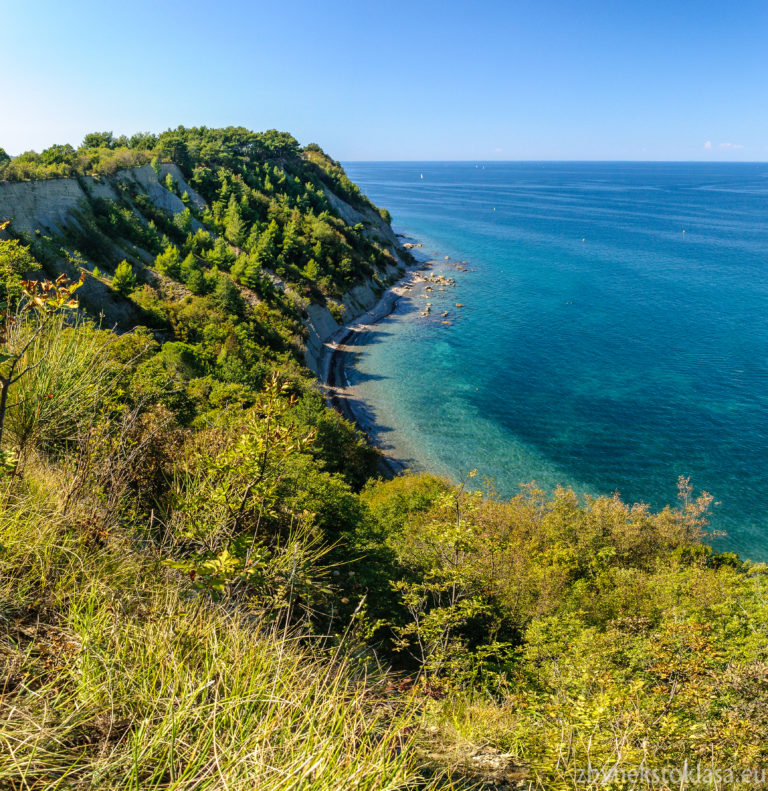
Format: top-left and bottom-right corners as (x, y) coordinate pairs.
(1, 128), (767, 789)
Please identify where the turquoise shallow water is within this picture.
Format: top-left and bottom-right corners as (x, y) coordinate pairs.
(342, 162), (768, 560)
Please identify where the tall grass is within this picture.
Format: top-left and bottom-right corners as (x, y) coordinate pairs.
(0, 466), (434, 790)
(5, 312), (116, 456)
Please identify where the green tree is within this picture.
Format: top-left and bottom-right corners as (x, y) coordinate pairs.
(0, 231), (35, 304)
(112, 260), (137, 295)
(186, 269), (205, 295)
(304, 259), (320, 281)
(128, 131), (158, 149)
(173, 208), (193, 234)
(81, 131), (116, 149)
(224, 194), (245, 246)
(40, 144), (76, 166)
(254, 220), (279, 266)
(212, 277), (245, 316)
(280, 219), (302, 268)
(154, 131), (191, 174)
(155, 245), (181, 279)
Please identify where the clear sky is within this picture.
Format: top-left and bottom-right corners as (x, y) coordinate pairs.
(2, 0), (767, 161)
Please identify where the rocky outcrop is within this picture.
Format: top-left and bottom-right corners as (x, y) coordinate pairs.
(297, 191), (413, 374)
(118, 164), (206, 218)
(0, 164), (204, 235)
(0, 177), (116, 235)
(303, 261), (406, 375)
(321, 187), (401, 252)
(0, 165), (409, 367)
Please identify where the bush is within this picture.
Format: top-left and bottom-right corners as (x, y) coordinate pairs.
(112, 259), (137, 294)
(130, 284), (169, 327)
(5, 313), (117, 454)
(154, 245), (181, 279)
(0, 234), (35, 305)
(212, 276), (245, 315)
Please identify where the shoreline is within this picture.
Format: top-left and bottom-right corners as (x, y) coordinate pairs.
(319, 252), (432, 477)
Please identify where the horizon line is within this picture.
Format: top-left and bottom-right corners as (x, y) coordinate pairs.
(341, 158), (768, 164)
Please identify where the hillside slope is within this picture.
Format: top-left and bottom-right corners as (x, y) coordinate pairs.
(1, 127), (767, 790)
(0, 137), (411, 370)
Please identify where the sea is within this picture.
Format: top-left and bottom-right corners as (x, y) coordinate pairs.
(341, 162), (768, 560)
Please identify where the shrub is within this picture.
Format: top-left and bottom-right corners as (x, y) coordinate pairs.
(130, 284), (169, 327)
(4, 305), (115, 456)
(112, 259), (137, 294)
(0, 233), (35, 305)
(154, 245), (181, 279)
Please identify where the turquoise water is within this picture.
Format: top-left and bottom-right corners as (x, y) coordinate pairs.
(342, 162), (768, 560)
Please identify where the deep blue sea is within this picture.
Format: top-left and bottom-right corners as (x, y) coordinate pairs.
(342, 162), (768, 560)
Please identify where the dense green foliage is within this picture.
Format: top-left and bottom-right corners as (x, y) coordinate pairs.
(1, 129), (766, 789)
(358, 475), (768, 786)
(1, 126), (398, 296)
(0, 231), (34, 304)
(3, 127), (406, 435)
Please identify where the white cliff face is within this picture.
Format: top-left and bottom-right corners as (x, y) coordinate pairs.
(321, 187), (401, 250)
(301, 190), (410, 374)
(0, 164), (205, 235)
(122, 164), (207, 219)
(0, 164), (407, 370)
(302, 261), (406, 376)
(0, 177), (115, 235)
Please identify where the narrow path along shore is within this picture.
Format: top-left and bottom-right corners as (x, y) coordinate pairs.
(319, 262), (432, 476)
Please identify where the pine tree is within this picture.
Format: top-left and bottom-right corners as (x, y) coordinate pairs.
(255, 220), (280, 266)
(280, 219), (301, 268)
(224, 194), (245, 246)
(112, 260), (137, 295)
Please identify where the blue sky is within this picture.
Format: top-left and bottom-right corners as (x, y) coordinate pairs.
(2, 0), (766, 160)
